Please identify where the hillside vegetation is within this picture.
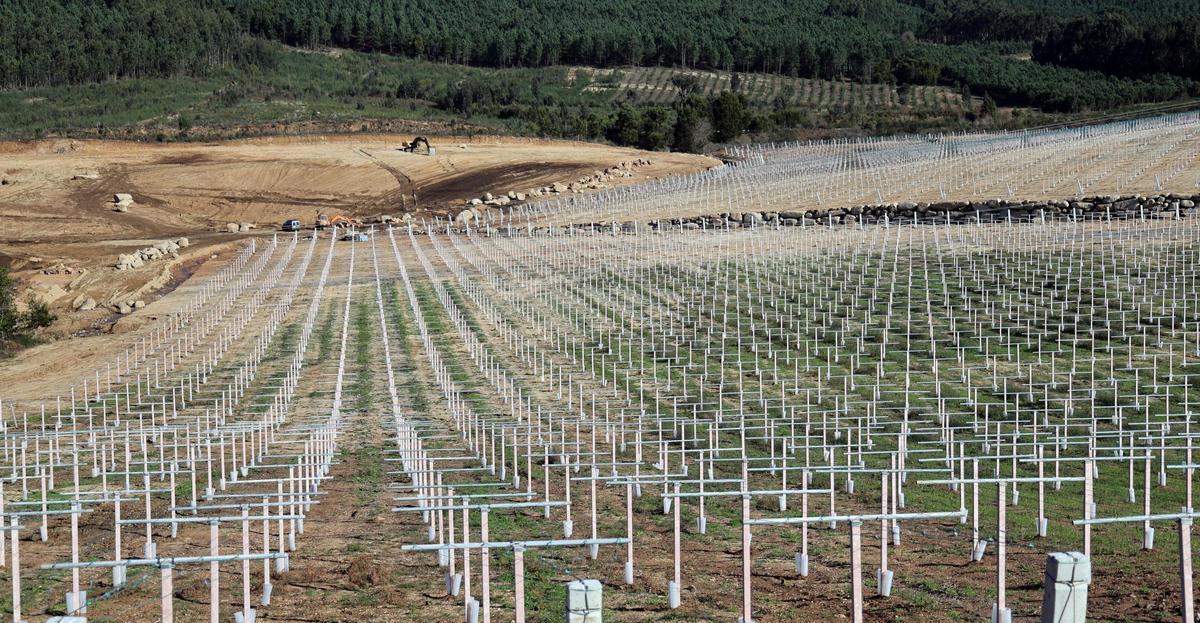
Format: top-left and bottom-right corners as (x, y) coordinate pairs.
(1, 0), (1198, 146)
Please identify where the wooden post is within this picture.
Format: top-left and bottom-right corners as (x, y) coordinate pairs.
(462, 501), (472, 611)
(625, 482), (634, 584)
(210, 520), (220, 623)
(671, 481), (681, 607)
(513, 545), (525, 623)
(972, 459), (981, 560)
(481, 507), (490, 623)
(161, 563), (175, 623)
(70, 501), (81, 604)
(241, 507), (252, 622)
(742, 493), (753, 623)
(10, 516), (20, 623)
(850, 519), (864, 623)
(997, 481), (1007, 618)
(1145, 457), (1154, 550)
(1084, 460), (1093, 557)
(1181, 517), (1194, 623)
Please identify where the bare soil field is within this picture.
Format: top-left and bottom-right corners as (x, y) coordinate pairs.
(0, 135), (713, 243)
(0, 134), (715, 342)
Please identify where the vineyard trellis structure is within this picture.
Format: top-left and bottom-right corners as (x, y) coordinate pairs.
(3, 113), (1200, 622)
(491, 110), (1200, 229)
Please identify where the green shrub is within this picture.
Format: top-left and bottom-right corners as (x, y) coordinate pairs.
(0, 268), (55, 350)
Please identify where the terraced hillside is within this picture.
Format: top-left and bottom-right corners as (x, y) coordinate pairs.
(576, 66), (970, 114)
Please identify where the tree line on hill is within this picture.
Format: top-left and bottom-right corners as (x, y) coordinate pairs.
(1, 0), (1198, 130)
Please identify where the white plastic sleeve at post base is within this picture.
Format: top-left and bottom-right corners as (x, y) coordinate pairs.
(696, 516), (707, 534)
(233, 609), (256, 623)
(991, 603), (1012, 623)
(973, 540), (988, 562)
(668, 580), (681, 609)
(623, 561), (634, 585)
(876, 569), (894, 597)
(65, 590), (86, 616)
(796, 553), (809, 577)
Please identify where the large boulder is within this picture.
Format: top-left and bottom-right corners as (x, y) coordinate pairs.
(75, 297), (97, 311)
(226, 222), (240, 233)
(115, 253), (144, 270)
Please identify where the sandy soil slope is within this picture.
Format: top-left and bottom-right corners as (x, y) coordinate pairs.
(0, 134), (717, 343)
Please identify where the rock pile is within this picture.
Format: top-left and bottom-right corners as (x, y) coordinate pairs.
(224, 222), (256, 233)
(40, 263), (84, 276)
(115, 237), (189, 270)
(463, 158), (654, 208)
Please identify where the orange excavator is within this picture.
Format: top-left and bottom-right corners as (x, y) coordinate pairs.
(315, 213), (362, 229)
